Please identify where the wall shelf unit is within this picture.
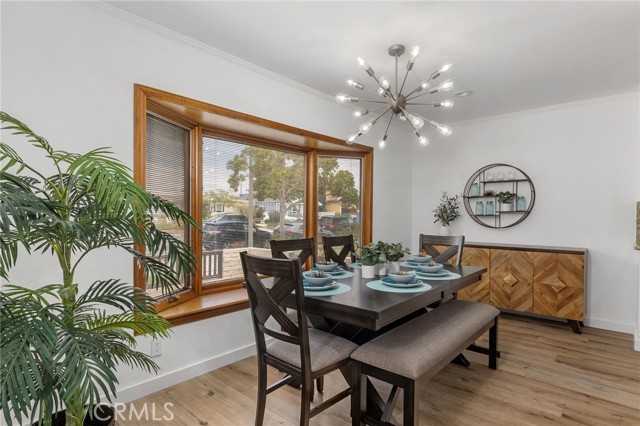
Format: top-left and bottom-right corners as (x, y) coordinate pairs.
(463, 163), (536, 229)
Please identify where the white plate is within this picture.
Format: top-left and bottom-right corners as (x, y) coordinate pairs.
(381, 277), (424, 288)
(304, 281), (339, 291)
(328, 269), (347, 276)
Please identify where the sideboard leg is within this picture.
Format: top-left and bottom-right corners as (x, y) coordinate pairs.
(568, 320), (582, 334)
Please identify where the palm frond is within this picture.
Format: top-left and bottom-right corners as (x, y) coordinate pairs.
(74, 279), (155, 314)
(0, 291), (61, 425)
(0, 112), (55, 160)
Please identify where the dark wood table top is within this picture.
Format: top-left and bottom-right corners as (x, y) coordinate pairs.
(285, 264), (486, 331)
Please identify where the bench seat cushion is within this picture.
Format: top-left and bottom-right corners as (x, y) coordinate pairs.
(351, 300), (499, 380)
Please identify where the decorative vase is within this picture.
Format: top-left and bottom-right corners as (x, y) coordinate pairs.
(362, 264), (376, 279)
(469, 183), (479, 196)
(388, 261), (401, 272)
(376, 262), (388, 276)
(500, 202), (514, 212)
(486, 201), (495, 215)
(439, 226), (451, 236)
(475, 201), (485, 215)
(516, 196), (527, 211)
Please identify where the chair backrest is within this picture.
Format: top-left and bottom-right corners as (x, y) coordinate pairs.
(240, 252), (312, 371)
(419, 234), (465, 265)
(322, 235), (356, 265)
(270, 238), (316, 268)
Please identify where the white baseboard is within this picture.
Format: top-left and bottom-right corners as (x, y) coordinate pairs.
(584, 316), (635, 335)
(114, 342), (258, 403)
(635, 329), (640, 352)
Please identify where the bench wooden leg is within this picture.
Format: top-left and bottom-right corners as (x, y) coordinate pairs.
(403, 379), (419, 426)
(489, 317), (499, 370)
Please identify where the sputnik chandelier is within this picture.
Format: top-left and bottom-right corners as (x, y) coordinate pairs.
(336, 44), (455, 149)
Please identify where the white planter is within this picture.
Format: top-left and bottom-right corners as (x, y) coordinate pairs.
(439, 226), (451, 236)
(499, 202), (514, 212)
(388, 261), (401, 273)
(376, 263), (388, 276)
(362, 264), (376, 279)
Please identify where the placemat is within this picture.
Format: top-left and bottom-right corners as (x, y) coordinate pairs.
(304, 283), (351, 296)
(328, 271), (355, 279)
(366, 280), (432, 293)
(413, 271), (462, 281)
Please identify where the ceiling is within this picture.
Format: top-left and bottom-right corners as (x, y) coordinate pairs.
(107, 1), (639, 123)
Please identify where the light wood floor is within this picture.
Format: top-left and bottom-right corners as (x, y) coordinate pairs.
(122, 315), (640, 425)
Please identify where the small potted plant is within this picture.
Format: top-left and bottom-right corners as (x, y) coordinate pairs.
(496, 191), (516, 212)
(356, 244), (379, 279)
(384, 242), (410, 272)
(433, 192), (461, 236)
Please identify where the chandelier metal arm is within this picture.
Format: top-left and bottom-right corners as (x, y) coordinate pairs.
(405, 91), (434, 102)
(366, 72), (396, 102)
(382, 113), (394, 139)
(397, 58), (414, 97)
(406, 102), (442, 106)
(357, 99), (388, 104)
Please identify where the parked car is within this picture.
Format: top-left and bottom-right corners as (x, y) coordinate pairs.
(203, 216), (272, 249)
(317, 215), (354, 234)
(273, 222), (334, 240)
(205, 214), (249, 224)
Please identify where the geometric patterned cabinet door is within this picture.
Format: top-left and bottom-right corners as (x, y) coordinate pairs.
(533, 252), (584, 321)
(489, 249), (535, 312)
(458, 247), (491, 304)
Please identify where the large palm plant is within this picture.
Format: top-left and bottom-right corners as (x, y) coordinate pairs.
(0, 112), (198, 426)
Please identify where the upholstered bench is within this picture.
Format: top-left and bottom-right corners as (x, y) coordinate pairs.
(350, 300), (500, 426)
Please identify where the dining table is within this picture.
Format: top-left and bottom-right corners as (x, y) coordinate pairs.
(282, 261), (487, 423)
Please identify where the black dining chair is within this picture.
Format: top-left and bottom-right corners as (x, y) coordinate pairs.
(240, 252), (357, 426)
(322, 235), (356, 265)
(270, 238), (316, 269)
(419, 234), (465, 265)
(270, 237), (325, 392)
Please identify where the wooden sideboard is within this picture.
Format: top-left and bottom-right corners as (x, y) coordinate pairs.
(440, 242), (587, 333)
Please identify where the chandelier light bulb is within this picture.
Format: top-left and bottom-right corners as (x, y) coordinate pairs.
(347, 134), (357, 144)
(352, 109), (369, 118)
(380, 75), (391, 89)
(377, 87), (387, 97)
(410, 45), (420, 59)
(439, 63), (453, 73)
(441, 100), (454, 108)
(357, 57), (367, 68)
(418, 135), (429, 146)
(359, 120), (373, 134)
(439, 80), (454, 91)
(378, 136), (387, 150)
(346, 78), (364, 90)
(438, 125), (453, 136)
(399, 114), (407, 121)
(406, 113), (424, 129)
(335, 93), (350, 103)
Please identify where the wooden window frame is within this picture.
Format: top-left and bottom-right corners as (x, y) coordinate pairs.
(134, 84), (373, 325)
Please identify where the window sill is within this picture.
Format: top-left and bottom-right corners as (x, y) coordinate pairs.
(160, 288), (249, 326)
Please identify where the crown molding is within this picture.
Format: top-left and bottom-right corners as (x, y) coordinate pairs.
(79, 1), (337, 103)
(449, 91), (640, 127)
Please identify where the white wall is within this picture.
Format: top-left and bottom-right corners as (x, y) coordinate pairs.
(412, 93), (640, 333)
(0, 1), (413, 403)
